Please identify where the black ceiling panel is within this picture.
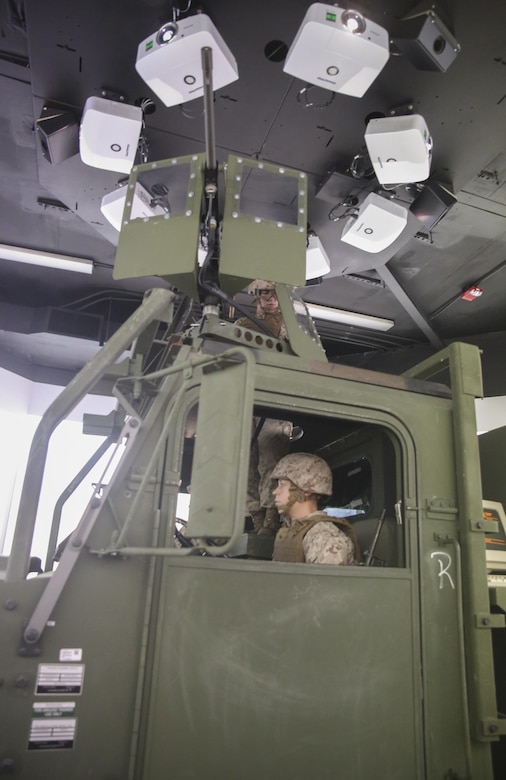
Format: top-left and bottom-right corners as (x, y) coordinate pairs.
(0, 0), (505, 388)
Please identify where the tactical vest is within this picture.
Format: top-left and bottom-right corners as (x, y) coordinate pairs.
(273, 511), (361, 564)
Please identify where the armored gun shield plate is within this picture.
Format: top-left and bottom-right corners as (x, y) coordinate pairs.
(114, 153), (205, 298)
(219, 155), (308, 294)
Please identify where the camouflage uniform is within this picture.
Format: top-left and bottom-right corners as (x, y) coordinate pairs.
(273, 511), (359, 564)
(235, 279), (287, 342)
(237, 280), (290, 534)
(247, 417), (292, 533)
(271, 453), (361, 564)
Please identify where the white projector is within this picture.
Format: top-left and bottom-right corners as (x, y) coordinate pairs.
(80, 97), (142, 173)
(135, 14), (238, 107)
(306, 234), (331, 279)
(364, 114), (432, 184)
(283, 3), (389, 98)
(340, 193), (408, 253)
(100, 182), (166, 232)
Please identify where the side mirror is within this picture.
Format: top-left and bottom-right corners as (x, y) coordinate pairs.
(185, 353), (254, 549)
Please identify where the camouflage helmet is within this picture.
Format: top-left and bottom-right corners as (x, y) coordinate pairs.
(271, 453), (333, 496)
(246, 279), (276, 296)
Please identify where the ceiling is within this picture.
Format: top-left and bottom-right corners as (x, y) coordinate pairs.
(1, 0), (506, 394)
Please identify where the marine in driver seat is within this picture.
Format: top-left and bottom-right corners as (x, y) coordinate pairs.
(271, 453), (361, 565)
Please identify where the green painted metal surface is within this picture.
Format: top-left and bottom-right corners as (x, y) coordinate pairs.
(219, 155), (308, 294)
(187, 355), (254, 540)
(143, 560), (423, 780)
(113, 154), (205, 298)
(0, 318), (503, 779)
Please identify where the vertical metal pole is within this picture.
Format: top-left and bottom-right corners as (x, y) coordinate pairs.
(201, 46), (216, 172)
(44, 434), (116, 572)
(200, 45), (221, 311)
(448, 342), (498, 766)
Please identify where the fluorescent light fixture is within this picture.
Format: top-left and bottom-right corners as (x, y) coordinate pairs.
(295, 300), (394, 331)
(0, 244), (93, 274)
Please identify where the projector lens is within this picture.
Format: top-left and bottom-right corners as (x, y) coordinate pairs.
(157, 22), (178, 45)
(341, 10), (366, 34)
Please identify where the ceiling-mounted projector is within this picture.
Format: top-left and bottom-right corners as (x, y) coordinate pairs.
(283, 3), (389, 98)
(340, 192), (408, 253)
(79, 97), (142, 173)
(100, 182), (167, 232)
(364, 114), (432, 184)
(135, 14), (238, 107)
(306, 233), (331, 279)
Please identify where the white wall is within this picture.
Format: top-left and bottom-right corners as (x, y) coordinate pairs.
(476, 396), (506, 435)
(0, 367), (116, 564)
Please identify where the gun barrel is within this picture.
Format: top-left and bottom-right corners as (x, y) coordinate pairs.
(202, 46), (217, 172)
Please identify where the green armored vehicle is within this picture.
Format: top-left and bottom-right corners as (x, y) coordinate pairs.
(2, 282), (506, 779)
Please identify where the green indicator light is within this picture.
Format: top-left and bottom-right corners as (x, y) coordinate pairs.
(326, 12), (337, 22)
(146, 40), (154, 51)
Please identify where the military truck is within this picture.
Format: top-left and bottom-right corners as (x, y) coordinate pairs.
(1, 278), (506, 779)
(1, 49), (506, 780)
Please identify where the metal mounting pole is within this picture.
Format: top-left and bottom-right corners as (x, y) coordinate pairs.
(200, 45), (221, 311)
(202, 46), (217, 173)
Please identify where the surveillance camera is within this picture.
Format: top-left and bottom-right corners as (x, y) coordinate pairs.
(340, 192), (408, 252)
(79, 97), (143, 174)
(391, 11), (461, 73)
(36, 106), (78, 164)
(136, 14), (238, 107)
